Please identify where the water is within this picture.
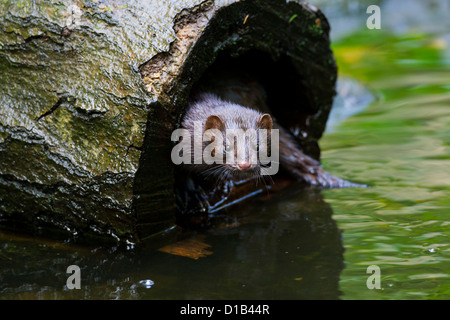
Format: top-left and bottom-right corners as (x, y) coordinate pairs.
(317, 0), (450, 298)
(320, 29), (450, 299)
(1, 1), (449, 300)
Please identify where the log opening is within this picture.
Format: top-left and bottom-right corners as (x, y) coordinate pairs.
(136, 0), (337, 240)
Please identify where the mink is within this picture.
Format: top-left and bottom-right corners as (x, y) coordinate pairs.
(179, 92), (359, 188)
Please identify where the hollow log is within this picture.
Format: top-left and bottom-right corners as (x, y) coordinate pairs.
(0, 0), (337, 245)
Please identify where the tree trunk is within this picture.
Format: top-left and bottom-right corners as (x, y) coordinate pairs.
(0, 0), (337, 245)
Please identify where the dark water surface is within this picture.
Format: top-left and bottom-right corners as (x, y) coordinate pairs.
(0, 186), (345, 299)
(1, 0), (449, 299)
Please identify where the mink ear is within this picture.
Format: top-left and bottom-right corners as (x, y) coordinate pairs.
(204, 115), (225, 131)
(258, 114), (273, 130)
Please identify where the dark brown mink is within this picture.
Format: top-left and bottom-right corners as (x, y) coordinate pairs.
(179, 92), (360, 188)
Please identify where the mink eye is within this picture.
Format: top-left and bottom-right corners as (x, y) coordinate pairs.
(225, 143), (232, 152)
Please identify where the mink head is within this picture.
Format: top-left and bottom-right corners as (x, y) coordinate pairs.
(180, 93), (275, 182)
(202, 110), (273, 180)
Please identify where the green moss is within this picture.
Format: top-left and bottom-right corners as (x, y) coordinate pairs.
(289, 14), (298, 23)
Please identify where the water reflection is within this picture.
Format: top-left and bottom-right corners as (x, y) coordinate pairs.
(0, 184), (344, 299)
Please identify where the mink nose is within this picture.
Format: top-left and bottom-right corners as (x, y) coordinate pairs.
(238, 163), (251, 170)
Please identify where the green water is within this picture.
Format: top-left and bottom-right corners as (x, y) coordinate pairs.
(320, 29), (450, 299)
(1, 3), (449, 300)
